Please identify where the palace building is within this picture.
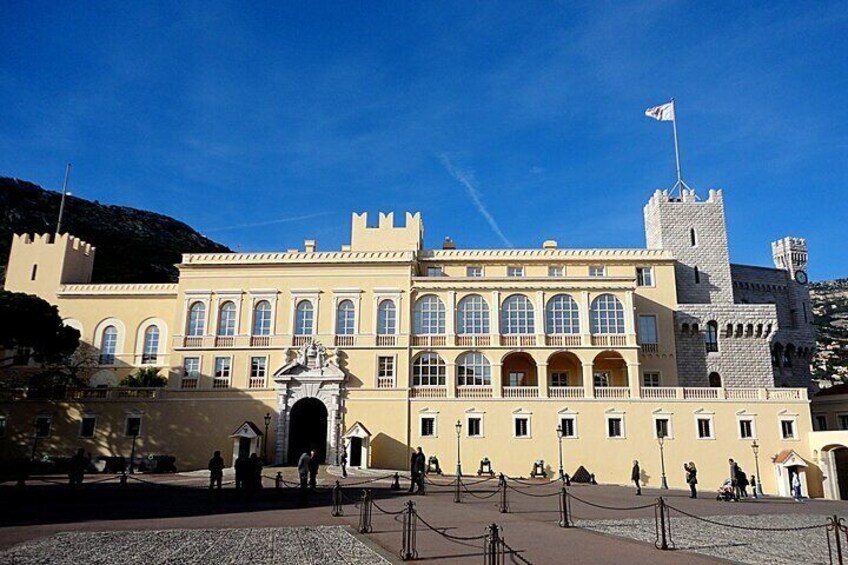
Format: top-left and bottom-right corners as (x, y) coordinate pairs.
(1, 187), (843, 498)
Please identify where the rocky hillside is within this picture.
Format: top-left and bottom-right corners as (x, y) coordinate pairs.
(811, 278), (848, 382)
(0, 177), (230, 283)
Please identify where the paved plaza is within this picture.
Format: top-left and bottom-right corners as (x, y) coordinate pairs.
(1, 468), (847, 564)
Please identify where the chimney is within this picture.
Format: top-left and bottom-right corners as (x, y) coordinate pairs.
(442, 236), (456, 250)
(543, 240), (558, 249)
(304, 239), (316, 253)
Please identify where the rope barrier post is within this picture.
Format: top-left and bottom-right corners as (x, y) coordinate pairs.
(827, 515), (845, 565)
(483, 523), (503, 565)
(390, 472), (400, 491)
(401, 500), (418, 561)
(499, 475), (509, 514)
(275, 472), (282, 490)
(559, 485), (570, 528)
(654, 497), (672, 550)
(564, 472), (571, 487)
(120, 472), (128, 489)
(332, 480), (343, 517)
(454, 475), (462, 504)
(358, 489), (373, 534)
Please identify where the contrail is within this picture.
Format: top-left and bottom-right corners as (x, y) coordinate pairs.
(439, 154), (513, 247)
(204, 211), (336, 233)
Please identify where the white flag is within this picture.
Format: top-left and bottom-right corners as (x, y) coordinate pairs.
(645, 102), (675, 121)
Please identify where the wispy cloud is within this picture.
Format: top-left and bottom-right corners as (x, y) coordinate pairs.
(438, 154), (513, 248)
(204, 211), (336, 233)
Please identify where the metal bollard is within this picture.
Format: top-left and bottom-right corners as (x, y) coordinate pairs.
(275, 472), (283, 490)
(391, 472), (401, 491)
(564, 472), (571, 487)
(483, 523), (503, 565)
(120, 473), (128, 488)
(827, 515), (846, 565)
(558, 486), (570, 528)
(331, 480), (344, 517)
(499, 476), (509, 513)
(400, 500), (418, 561)
(654, 497), (673, 550)
(358, 489), (373, 533)
(454, 474), (462, 503)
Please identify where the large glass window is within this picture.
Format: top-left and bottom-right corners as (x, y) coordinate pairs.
(638, 315), (658, 344)
(590, 294), (625, 334)
(705, 321), (719, 352)
(295, 300), (314, 335)
(141, 325), (159, 364)
(456, 352), (491, 386)
(501, 294), (535, 335)
(457, 294), (489, 335)
(412, 353), (446, 386)
(546, 294), (580, 334)
(636, 267), (654, 287)
(213, 357), (231, 388)
(414, 295), (445, 335)
(187, 302), (206, 336)
(377, 300), (396, 335)
(217, 301), (237, 336)
(252, 301), (272, 336)
(336, 300), (355, 335)
(100, 325), (118, 364)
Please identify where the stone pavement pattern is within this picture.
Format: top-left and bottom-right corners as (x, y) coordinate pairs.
(0, 526), (389, 565)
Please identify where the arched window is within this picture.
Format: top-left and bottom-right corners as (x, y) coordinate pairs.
(187, 302), (206, 337)
(100, 325), (117, 365)
(336, 300), (356, 335)
(414, 295), (445, 335)
(590, 294), (625, 334)
(142, 326), (159, 364)
(252, 301), (272, 336)
(377, 300), (396, 335)
(295, 300), (314, 336)
(705, 321), (719, 353)
(708, 372), (722, 387)
(217, 301), (237, 336)
(456, 352), (491, 386)
(783, 344), (795, 367)
(772, 344), (783, 367)
(457, 294), (489, 335)
(501, 294), (535, 335)
(412, 353), (446, 386)
(546, 294), (580, 334)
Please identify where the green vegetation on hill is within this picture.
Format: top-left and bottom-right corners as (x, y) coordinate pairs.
(0, 176), (230, 283)
(811, 278), (848, 382)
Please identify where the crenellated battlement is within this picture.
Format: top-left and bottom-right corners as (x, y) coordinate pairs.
(13, 233), (95, 256)
(350, 211), (423, 252)
(5, 233), (96, 301)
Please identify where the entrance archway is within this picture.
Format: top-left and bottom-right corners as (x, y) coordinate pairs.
(287, 398), (328, 464)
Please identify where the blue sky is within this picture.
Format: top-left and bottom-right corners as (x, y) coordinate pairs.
(2, 2), (846, 280)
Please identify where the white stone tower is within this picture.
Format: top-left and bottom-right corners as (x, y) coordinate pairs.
(772, 237), (808, 282)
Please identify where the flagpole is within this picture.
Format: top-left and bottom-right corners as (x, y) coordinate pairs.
(670, 98), (683, 191)
(56, 163), (72, 235)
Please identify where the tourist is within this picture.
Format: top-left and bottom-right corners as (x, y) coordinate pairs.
(208, 450), (225, 492)
(792, 472), (804, 502)
(410, 447), (426, 494)
(736, 467), (749, 498)
(750, 475), (758, 498)
(297, 451), (310, 491)
(308, 449), (319, 490)
(248, 453), (262, 492)
(631, 460), (641, 495)
(684, 462), (698, 498)
(68, 448), (87, 487)
(234, 454), (248, 490)
(728, 458), (740, 500)
(340, 446), (348, 478)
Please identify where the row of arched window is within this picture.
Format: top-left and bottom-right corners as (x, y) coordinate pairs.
(185, 293), (626, 338)
(97, 323), (161, 365)
(412, 352), (491, 387)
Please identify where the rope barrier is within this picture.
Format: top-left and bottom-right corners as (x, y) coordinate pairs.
(506, 476), (559, 487)
(502, 539), (534, 565)
(665, 503), (828, 532)
(505, 483), (561, 498)
(460, 481), (500, 500)
(414, 510), (489, 542)
(567, 491), (658, 511)
(372, 499), (407, 516)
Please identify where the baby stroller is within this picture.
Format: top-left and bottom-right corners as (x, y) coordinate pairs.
(716, 479), (737, 502)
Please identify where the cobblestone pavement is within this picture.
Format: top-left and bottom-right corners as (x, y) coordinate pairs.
(0, 526), (389, 565)
(577, 513), (833, 565)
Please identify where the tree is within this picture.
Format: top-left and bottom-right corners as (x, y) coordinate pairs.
(0, 290), (80, 366)
(120, 366), (167, 388)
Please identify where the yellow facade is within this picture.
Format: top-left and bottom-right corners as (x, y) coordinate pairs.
(0, 213), (830, 497)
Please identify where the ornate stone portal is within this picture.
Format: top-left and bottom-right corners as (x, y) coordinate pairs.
(272, 341), (346, 465)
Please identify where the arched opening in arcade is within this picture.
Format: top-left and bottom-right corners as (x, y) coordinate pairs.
(547, 351), (582, 388)
(502, 352), (537, 388)
(592, 351), (628, 387)
(287, 397), (329, 464)
(822, 444), (848, 500)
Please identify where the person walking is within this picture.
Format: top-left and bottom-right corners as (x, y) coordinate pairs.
(737, 467), (749, 498)
(728, 458), (740, 500)
(234, 454), (248, 490)
(410, 447), (426, 494)
(308, 449), (319, 491)
(750, 474), (758, 499)
(684, 462), (698, 498)
(297, 451), (311, 491)
(68, 448), (87, 487)
(248, 453), (262, 492)
(631, 460), (641, 495)
(340, 446), (348, 478)
(208, 450), (225, 492)
(792, 472), (804, 502)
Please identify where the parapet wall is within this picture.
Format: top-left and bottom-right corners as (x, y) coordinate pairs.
(349, 212), (423, 252)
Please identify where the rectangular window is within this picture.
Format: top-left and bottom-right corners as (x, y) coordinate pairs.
(593, 372), (610, 387)
(508, 372), (524, 387)
(421, 417), (435, 437)
(636, 267), (654, 287)
(125, 416), (142, 437)
(697, 418), (713, 439)
(35, 416), (52, 438)
(814, 415), (827, 431)
(467, 417), (482, 437)
(781, 419), (797, 440)
(739, 419), (754, 439)
(607, 417), (623, 438)
(182, 357), (200, 389)
(79, 416), (97, 438)
(249, 356), (267, 388)
(514, 417), (530, 438)
(589, 265), (605, 277)
(213, 357), (231, 388)
(377, 356), (395, 388)
(638, 315), (658, 345)
(466, 266), (483, 278)
(507, 266), (525, 277)
(426, 266), (443, 277)
(560, 417), (576, 438)
(643, 372), (660, 387)
(551, 372), (569, 387)
(655, 418), (670, 439)
(839, 415), (848, 431)
(548, 266), (564, 277)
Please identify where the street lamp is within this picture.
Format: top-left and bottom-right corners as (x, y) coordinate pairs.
(556, 424), (565, 481)
(752, 440), (764, 497)
(455, 420), (462, 477)
(262, 412), (272, 463)
(657, 430), (668, 490)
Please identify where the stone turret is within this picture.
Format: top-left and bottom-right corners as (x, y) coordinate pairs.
(349, 212), (423, 252)
(4, 233), (95, 303)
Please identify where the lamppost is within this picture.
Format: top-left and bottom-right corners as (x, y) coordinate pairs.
(752, 440), (764, 497)
(455, 420), (462, 477)
(262, 412), (272, 463)
(335, 412), (342, 465)
(657, 430), (668, 490)
(556, 424), (565, 481)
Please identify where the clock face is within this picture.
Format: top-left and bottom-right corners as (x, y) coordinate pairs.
(794, 270), (808, 284)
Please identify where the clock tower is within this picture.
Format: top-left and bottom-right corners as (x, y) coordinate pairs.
(772, 237), (808, 284)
